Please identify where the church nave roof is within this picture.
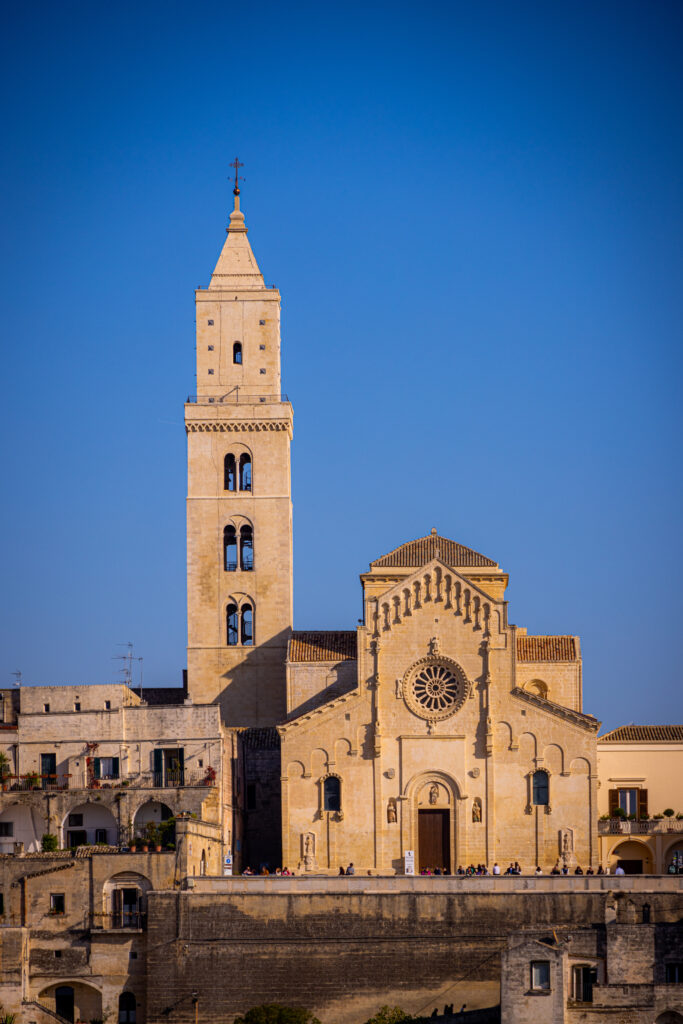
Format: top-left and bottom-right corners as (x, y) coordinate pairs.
(370, 529), (497, 570)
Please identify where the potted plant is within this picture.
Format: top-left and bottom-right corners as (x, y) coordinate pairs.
(41, 833), (58, 852)
(145, 823), (161, 852)
(25, 771), (40, 791)
(663, 808), (675, 830)
(0, 753), (11, 792)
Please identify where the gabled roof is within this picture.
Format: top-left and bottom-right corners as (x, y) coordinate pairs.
(598, 724), (683, 743)
(517, 636), (577, 662)
(288, 631), (357, 663)
(371, 530), (497, 569)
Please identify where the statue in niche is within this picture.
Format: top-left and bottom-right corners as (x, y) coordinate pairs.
(429, 783), (439, 805)
(303, 832), (316, 871)
(472, 798), (482, 823)
(559, 827), (575, 867)
(428, 636), (440, 656)
(387, 798), (397, 824)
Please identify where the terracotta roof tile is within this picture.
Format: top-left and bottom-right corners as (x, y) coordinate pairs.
(517, 635), (577, 662)
(371, 532), (497, 569)
(289, 631), (357, 663)
(598, 724), (683, 743)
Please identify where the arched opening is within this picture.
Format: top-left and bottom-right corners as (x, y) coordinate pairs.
(609, 840), (654, 874)
(118, 992), (137, 1024)
(223, 526), (237, 571)
(410, 775), (457, 875)
(61, 803), (118, 848)
(39, 983), (102, 1024)
(233, 342), (242, 364)
(532, 770), (549, 806)
(133, 801), (174, 847)
(665, 839), (683, 874)
(239, 453), (252, 492)
(241, 604), (253, 645)
(240, 525), (253, 571)
(0, 804), (41, 853)
(200, 848), (207, 875)
(227, 604), (239, 646)
(323, 776), (341, 812)
(656, 1013), (683, 1024)
(103, 871), (152, 930)
(224, 453), (236, 491)
(525, 679), (549, 699)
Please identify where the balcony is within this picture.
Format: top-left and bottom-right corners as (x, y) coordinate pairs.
(1, 768), (217, 793)
(91, 911), (146, 931)
(187, 390), (289, 405)
(598, 817), (683, 835)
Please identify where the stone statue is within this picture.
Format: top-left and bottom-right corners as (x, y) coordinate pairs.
(472, 798), (482, 823)
(429, 783), (439, 805)
(303, 832), (315, 871)
(387, 799), (397, 823)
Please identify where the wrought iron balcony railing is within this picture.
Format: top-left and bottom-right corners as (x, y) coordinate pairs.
(598, 818), (683, 835)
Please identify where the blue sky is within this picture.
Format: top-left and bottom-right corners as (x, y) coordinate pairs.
(1, 1), (681, 730)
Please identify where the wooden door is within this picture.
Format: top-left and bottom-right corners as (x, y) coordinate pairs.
(418, 810), (450, 873)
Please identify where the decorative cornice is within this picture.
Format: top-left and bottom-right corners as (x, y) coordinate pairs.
(186, 421), (291, 434)
(511, 686), (600, 732)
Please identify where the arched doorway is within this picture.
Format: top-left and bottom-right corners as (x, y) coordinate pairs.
(118, 992), (137, 1023)
(133, 800), (174, 846)
(404, 772), (461, 874)
(55, 986), (74, 1023)
(656, 1013), (683, 1024)
(664, 839), (683, 874)
(609, 840), (653, 874)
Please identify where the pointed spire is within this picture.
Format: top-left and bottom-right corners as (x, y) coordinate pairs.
(208, 160), (265, 290)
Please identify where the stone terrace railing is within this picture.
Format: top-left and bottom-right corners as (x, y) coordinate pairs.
(188, 874), (683, 895)
(598, 818), (683, 835)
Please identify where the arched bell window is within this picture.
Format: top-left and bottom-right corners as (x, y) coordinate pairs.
(226, 604), (239, 646)
(239, 453), (252, 492)
(241, 604), (254, 646)
(240, 525), (253, 571)
(224, 526), (237, 571)
(532, 769), (549, 806)
(233, 342), (242, 364)
(323, 776), (341, 812)
(224, 453), (236, 492)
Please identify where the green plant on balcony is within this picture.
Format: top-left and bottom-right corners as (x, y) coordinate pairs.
(653, 813), (664, 819)
(145, 823), (162, 850)
(41, 833), (58, 852)
(676, 813), (683, 820)
(25, 772), (40, 790)
(663, 808), (675, 818)
(0, 753), (11, 791)
(612, 807), (627, 819)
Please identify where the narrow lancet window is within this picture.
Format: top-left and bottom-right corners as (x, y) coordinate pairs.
(233, 342), (242, 364)
(224, 453), (236, 491)
(532, 770), (549, 806)
(241, 604), (253, 646)
(239, 454), (252, 492)
(224, 526), (237, 571)
(240, 525), (253, 571)
(226, 604), (239, 646)
(323, 776), (341, 812)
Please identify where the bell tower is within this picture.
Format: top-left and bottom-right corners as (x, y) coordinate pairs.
(185, 172), (293, 725)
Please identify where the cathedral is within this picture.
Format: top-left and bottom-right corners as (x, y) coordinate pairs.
(184, 182), (600, 874)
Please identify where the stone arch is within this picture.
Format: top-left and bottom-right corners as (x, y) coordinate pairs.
(569, 756), (591, 776)
(663, 838), (683, 871)
(310, 747), (329, 775)
(496, 721), (515, 752)
(518, 731), (537, 762)
(334, 738), (353, 761)
(285, 759), (306, 780)
(656, 1012), (683, 1023)
(102, 870), (152, 927)
(0, 803), (43, 853)
(60, 802), (118, 848)
(524, 678), (548, 699)
(38, 981), (102, 1023)
(403, 769), (464, 872)
(319, 771), (342, 813)
(402, 588), (412, 616)
(608, 839), (654, 874)
(132, 800), (173, 843)
(543, 743), (565, 774)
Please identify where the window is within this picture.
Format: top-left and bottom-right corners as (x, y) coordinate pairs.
(118, 992), (137, 1024)
(530, 961), (550, 991)
(74, 702), (81, 712)
(208, 368), (215, 375)
(666, 963), (683, 983)
(233, 342), (242, 364)
(208, 345), (214, 351)
(95, 828), (108, 844)
(0, 893), (3, 915)
(609, 787), (647, 819)
(224, 453), (236, 491)
(238, 453), (252, 492)
(227, 604), (239, 646)
(259, 344), (266, 350)
(259, 368), (266, 375)
(129, 951), (138, 960)
(54, 949), (62, 958)
(572, 965), (597, 1002)
(240, 525), (253, 571)
(93, 757), (119, 780)
(323, 776), (341, 812)
(207, 319), (214, 325)
(68, 813), (83, 827)
(50, 893), (65, 915)
(618, 788), (638, 816)
(532, 770), (549, 806)
(224, 526), (237, 571)
(104, 700), (111, 710)
(241, 604), (253, 646)
(0, 822), (14, 837)
(246, 782), (256, 810)
(259, 319), (265, 325)
(44, 703), (50, 713)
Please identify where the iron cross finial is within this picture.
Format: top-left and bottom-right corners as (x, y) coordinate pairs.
(230, 157), (244, 195)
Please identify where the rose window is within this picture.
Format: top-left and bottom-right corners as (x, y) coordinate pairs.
(403, 657), (468, 721)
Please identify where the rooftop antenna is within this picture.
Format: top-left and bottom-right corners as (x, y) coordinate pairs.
(113, 642), (134, 686)
(11, 671), (22, 688)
